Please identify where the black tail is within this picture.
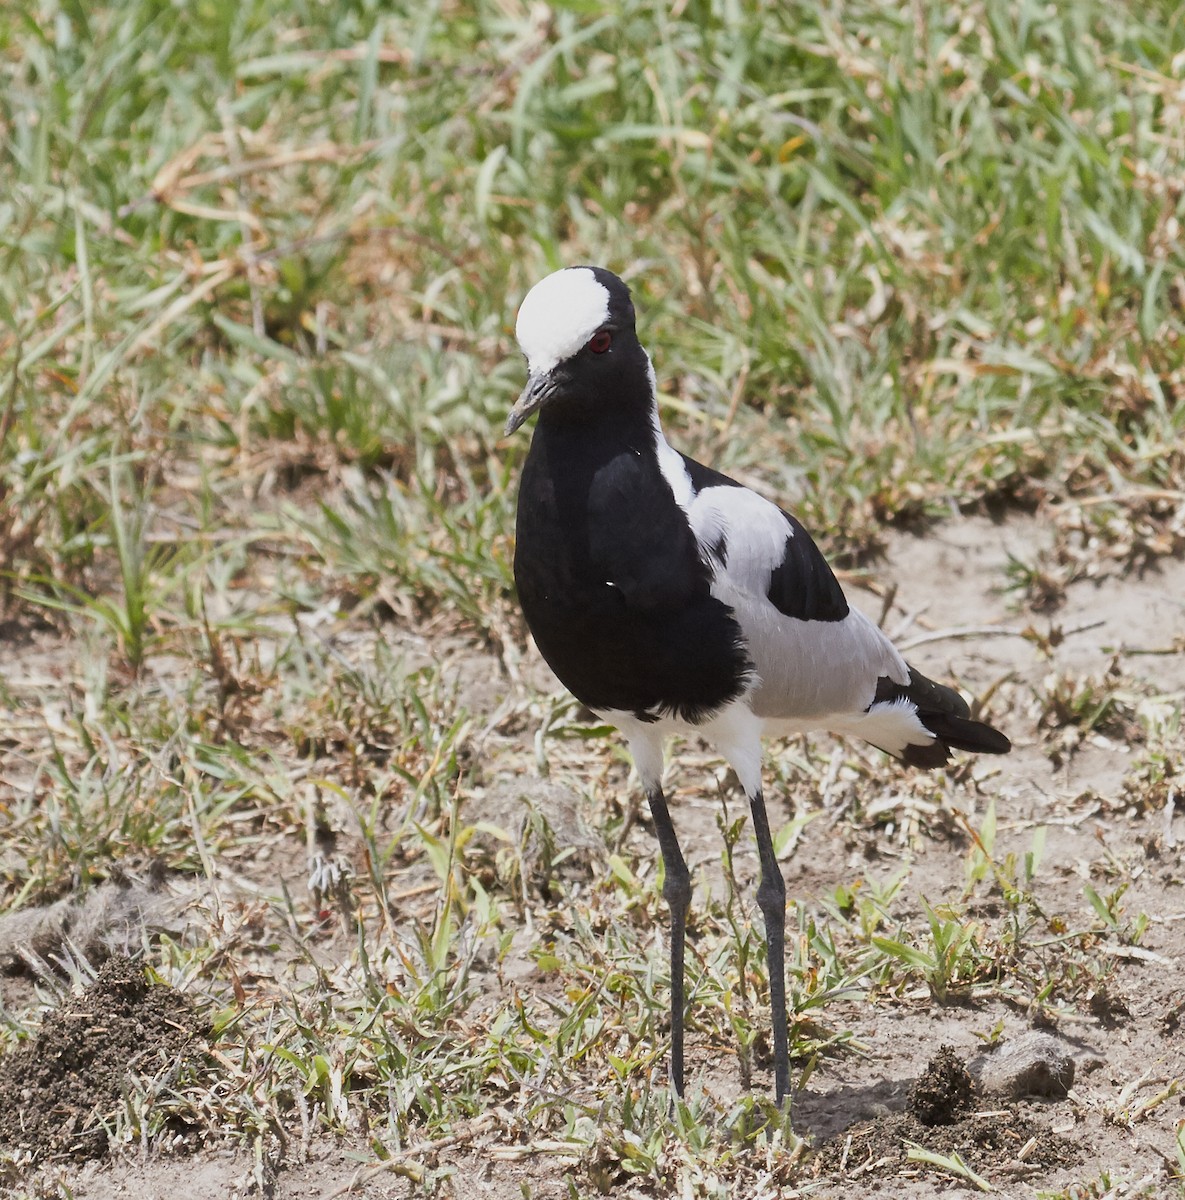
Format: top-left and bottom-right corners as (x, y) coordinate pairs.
(875, 666), (1012, 769)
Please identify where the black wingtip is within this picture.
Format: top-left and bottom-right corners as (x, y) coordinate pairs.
(959, 722), (1012, 756)
(900, 717), (1011, 770)
(923, 713), (1012, 756)
(881, 666), (1012, 769)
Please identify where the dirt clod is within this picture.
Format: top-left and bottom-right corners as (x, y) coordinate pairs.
(0, 955), (206, 1163)
(907, 1044), (976, 1125)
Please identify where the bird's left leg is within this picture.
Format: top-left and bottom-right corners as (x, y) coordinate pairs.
(748, 785), (791, 1107)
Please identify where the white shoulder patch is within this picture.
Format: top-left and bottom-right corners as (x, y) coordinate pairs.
(515, 267), (611, 375)
(648, 362), (695, 513)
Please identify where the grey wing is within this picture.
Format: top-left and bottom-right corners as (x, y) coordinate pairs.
(686, 484), (909, 722)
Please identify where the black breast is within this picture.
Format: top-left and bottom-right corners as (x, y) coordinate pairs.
(512, 417), (751, 723)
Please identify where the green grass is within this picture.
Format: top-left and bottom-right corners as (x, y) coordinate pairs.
(3, 0), (1185, 1195)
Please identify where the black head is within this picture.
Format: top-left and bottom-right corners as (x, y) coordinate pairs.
(506, 266), (652, 435)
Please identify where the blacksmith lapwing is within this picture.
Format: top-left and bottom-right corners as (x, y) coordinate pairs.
(505, 265), (1011, 1107)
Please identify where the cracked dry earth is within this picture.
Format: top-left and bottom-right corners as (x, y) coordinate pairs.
(1, 513), (1184, 1198)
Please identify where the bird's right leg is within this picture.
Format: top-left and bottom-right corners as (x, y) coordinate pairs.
(629, 732), (691, 1098)
(644, 781), (691, 1097)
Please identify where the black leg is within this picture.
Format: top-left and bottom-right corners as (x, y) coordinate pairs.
(645, 783), (691, 1098)
(748, 787), (791, 1107)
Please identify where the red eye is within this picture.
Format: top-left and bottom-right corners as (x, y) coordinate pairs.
(587, 329), (612, 354)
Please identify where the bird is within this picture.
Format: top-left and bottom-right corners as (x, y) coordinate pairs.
(504, 265), (1011, 1108)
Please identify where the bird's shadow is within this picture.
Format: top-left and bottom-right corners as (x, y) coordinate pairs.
(790, 1076), (914, 1143)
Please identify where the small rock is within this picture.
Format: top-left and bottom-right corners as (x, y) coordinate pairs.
(971, 1030), (1077, 1099)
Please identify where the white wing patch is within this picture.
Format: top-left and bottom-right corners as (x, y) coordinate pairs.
(682, 481), (910, 723)
(723, 592), (909, 720)
(688, 486), (789, 593)
(647, 400), (912, 730)
(829, 697), (935, 757)
(516, 267), (610, 375)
